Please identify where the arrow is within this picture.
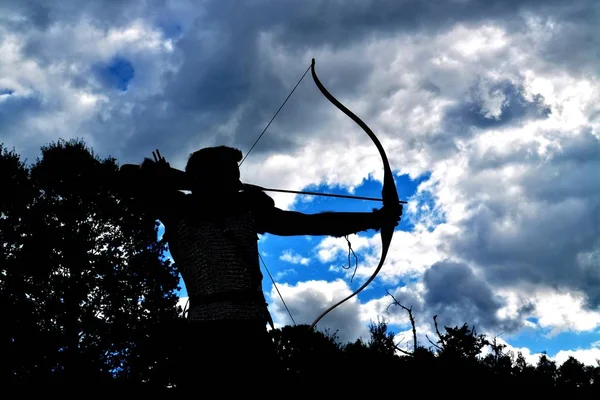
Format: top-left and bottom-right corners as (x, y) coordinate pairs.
(246, 184), (408, 204)
(121, 162), (408, 204)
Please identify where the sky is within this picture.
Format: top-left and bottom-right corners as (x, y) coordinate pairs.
(1, 0), (600, 366)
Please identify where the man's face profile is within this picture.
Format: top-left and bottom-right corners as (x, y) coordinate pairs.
(186, 146), (243, 197)
(195, 162), (240, 194)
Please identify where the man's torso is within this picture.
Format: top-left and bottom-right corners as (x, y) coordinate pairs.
(163, 191), (273, 323)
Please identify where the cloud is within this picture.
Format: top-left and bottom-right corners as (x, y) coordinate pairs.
(530, 289), (600, 335)
(554, 347), (600, 366)
(273, 268), (297, 281)
(423, 260), (517, 331)
(177, 296), (189, 317)
(3, 0), (600, 363)
(279, 249), (310, 266)
(0, 15), (177, 162)
(444, 79), (551, 130)
(493, 336), (600, 367)
(267, 279), (370, 343)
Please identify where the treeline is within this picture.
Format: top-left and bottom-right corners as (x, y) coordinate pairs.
(289, 319), (600, 393)
(1, 139), (598, 392)
(1, 139), (181, 387)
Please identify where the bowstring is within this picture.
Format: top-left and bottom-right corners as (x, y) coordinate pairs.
(239, 61), (362, 326)
(259, 252), (296, 326)
(239, 62), (312, 326)
(238, 63), (312, 167)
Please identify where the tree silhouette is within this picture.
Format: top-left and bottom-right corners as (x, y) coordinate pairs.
(558, 356), (589, 389)
(270, 324), (343, 385)
(0, 144), (39, 382)
(1, 139), (181, 387)
(513, 351), (536, 386)
(481, 336), (514, 385)
(588, 361), (600, 390)
(434, 322), (490, 361)
(366, 317), (399, 356)
(535, 353), (558, 388)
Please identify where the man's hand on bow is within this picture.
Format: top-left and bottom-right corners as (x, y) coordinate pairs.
(372, 204), (403, 231)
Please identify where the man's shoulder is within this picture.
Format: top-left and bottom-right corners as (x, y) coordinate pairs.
(241, 185), (275, 211)
(159, 189), (187, 208)
(157, 191), (188, 220)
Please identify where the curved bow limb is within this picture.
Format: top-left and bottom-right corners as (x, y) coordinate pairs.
(309, 58), (400, 330)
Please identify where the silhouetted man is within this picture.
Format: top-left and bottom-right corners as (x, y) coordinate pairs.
(120, 145), (402, 389)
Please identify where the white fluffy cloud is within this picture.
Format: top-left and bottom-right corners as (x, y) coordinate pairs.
(266, 278), (371, 343)
(279, 249), (310, 266)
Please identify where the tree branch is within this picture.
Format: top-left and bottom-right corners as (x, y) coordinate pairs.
(386, 290), (418, 355)
(426, 334), (442, 350)
(433, 315), (446, 348)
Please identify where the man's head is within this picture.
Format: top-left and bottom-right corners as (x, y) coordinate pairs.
(185, 146), (242, 196)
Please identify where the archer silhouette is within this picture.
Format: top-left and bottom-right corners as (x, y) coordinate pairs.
(119, 145), (402, 388)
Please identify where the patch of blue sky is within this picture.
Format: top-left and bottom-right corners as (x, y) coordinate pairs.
(505, 326), (600, 356)
(258, 236), (320, 290)
(155, 20), (183, 39)
(93, 57), (135, 91)
(401, 171), (446, 232)
(157, 222), (188, 297)
(390, 276), (420, 292)
(157, 223), (165, 241)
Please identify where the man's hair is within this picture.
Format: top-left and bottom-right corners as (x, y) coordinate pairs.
(185, 145), (243, 175)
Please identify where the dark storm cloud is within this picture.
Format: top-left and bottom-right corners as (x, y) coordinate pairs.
(450, 129), (600, 307)
(422, 260), (525, 332)
(200, 0), (589, 49)
(1, 0), (595, 167)
(1, 0), (591, 154)
(130, 0), (593, 166)
(0, 0), (143, 31)
(0, 95), (43, 134)
(445, 80), (551, 130)
(3, 0), (587, 32)
(383, 261), (533, 334)
(426, 79), (552, 160)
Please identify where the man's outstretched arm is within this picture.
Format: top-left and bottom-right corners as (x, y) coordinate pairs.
(261, 206), (401, 237)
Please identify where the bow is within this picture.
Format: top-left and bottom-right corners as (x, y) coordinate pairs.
(238, 58), (401, 329)
(308, 58), (400, 329)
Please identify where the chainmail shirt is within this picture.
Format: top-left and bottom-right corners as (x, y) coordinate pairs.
(164, 190), (274, 323)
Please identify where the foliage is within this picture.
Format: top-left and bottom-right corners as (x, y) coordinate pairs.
(0, 140), (181, 386)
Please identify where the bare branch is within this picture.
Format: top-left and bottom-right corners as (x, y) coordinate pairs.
(394, 343), (413, 356)
(426, 334), (442, 350)
(433, 315), (446, 347)
(386, 290), (418, 354)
